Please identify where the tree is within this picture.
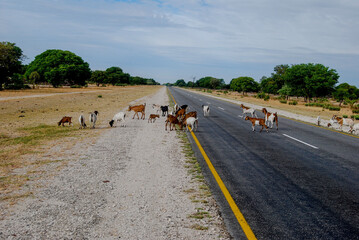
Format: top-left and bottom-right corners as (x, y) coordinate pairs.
(284, 63), (339, 101)
(230, 76), (259, 94)
(90, 70), (107, 86)
(278, 84), (293, 100)
(29, 71), (41, 88)
(105, 67), (130, 85)
(333, 83), (359, 106)
(0, 42), (25, 90)
(25, 49), (91, 87)
(174, 79), (186, 87)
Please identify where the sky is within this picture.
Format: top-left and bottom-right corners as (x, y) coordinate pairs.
(1, 0), (358, 86)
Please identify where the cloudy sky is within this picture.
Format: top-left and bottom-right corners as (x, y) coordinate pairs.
(1, 0), (358, 86)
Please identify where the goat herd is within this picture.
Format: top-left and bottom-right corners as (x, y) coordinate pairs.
(57, 102), (359, 134)
(56, 102), (281, 133)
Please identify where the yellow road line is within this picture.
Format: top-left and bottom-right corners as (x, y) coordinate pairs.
(168, 88), (257, 240)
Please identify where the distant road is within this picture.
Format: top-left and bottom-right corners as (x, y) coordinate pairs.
(169, 87), (359, 240)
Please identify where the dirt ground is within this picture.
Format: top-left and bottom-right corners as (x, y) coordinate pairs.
(0, 85), (161, 199)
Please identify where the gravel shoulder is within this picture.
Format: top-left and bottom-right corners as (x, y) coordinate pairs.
(0, 87), (230, 239)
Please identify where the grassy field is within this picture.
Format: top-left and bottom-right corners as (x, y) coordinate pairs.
(0, 85), (161, 201)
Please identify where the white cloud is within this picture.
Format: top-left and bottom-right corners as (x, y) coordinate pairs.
(0, 0), (358, 85)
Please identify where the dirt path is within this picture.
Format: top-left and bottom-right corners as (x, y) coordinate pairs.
(0, 87), (230, 239)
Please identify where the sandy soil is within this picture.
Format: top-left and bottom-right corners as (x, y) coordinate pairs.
(0, 87), (230, 239)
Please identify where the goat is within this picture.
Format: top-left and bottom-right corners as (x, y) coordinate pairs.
(160, 105), (169, 117)
(185, 117), (198, 132)
(330, 115), (354, 132)
(240, 104), (257, 118)
(350, 123), (359, 134)
(109, 112), (126, 127)
(89, 111), (99, 128)
(152, 104), (161, 114)
(181, 111), (197, 129)
(316, 116), (321, 126)
(148, 114), (160, 123)
(262, 108), (278, 130)
(58, 116), (72, 127)
(175, 108), (186, 121)
(165, 114), (182, 131)
(202, 105), (210, 117)
(79, 115), (86, 129)
(175, 104), (188, 115)
(244, 116), (268, 132)
(174, 104), (179, 112)
(128, 103), (146, 120)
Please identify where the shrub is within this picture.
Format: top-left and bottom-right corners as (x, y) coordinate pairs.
(97, 95), (102, 98)
(264, 95), (270, 101)
(70, 85), (82, 88)
(352, 109), (359, 114)
(256, 92), (266, 99)
(207, 90), (212, 93)
(279, 100), (287, 104)
(223, 91), (228, 94)
(355, 115), (359, 120)
(343, 115), (348, 118)
(328, 106), (340, 111)
(289, 101), (298, 105)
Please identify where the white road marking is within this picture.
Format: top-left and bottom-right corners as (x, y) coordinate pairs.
(218, 107), (225, 111)
(283, 134), (319, 149)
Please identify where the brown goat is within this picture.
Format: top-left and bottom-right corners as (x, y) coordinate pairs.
(175, 108), (186, 121)
(58, 116), (72, 126)
(244, 116), (268, 132)
(165, 115), (182, 131)
(148, 114), (160, 123)
(128, 103), (146, 120)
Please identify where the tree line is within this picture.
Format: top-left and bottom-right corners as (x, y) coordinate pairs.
(0, 42), (159, 90)
(170, 64), (359, 104)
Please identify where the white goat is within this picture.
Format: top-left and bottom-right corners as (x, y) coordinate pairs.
(202, 105), (210, 117)
(350, 123), (359, 134)
(186, 117), (198, 132)
(79, 114), (86, 129)
(331, 115), (354, 132)
(316, 116), (321, 126)
(240, 104), (257, 118)
(89, 111), (99, 129)
(109, 112), (126, 127)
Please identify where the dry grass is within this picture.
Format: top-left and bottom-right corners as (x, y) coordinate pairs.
(193, 89), (356, 121)
(0, 85), (161, 200)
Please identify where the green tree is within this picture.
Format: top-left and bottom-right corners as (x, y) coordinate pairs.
(284, 63), (338, 101)
(25, 49), (91, 87)
(333, 83), (359, 106)
(230, 76), (259, 95)
(174, 79), (186, 87)
(29, 71), (41, 88)
(0, 42), (25, 90)
(90, 70), (107, 86)
(278, 84), (293, 100)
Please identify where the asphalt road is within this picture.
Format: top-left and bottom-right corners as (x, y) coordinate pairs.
(169, 87), (359, 240)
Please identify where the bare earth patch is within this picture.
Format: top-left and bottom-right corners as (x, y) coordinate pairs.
(0, 87), (230, 239)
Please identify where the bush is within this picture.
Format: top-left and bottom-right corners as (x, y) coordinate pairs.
(70, 84), (82, 88)
(264, 95), (270, 101)
(328, 106), (340, 111)
(97, 95), (102, 98)
(256, 92), (266, 99)
(207, 89), (212, 93)
(223, 91), (228, 94)
(343, 115), (348, 118)
(289, 101), (298, 105)
(354, 115), (359, 120)
(279, 100), (287, 104)
(352, 109), (359, 114)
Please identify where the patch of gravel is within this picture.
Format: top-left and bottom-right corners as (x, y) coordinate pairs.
(0, 87), (230, 239)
